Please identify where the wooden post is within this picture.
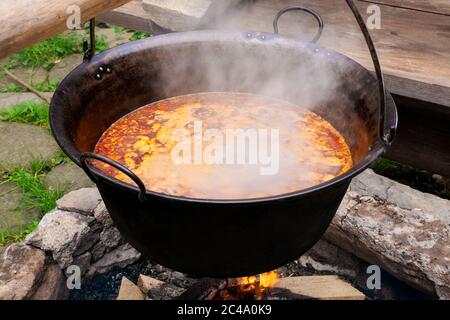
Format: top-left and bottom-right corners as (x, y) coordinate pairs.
(0, 0), (131, 59)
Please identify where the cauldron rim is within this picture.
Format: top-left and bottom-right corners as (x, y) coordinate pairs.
(50, 30), (397, 205)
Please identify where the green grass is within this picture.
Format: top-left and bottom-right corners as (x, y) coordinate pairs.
(34, 79), (59, 92)
(3, 160), (63, 214)
(0, 220), (39, 246)
(5, 31), (109, 71)
(0, 83), (27, 93)
(129, 31), (151, 41)
(371, 158), (450, 200)
(113, 25), (126, 37)
(0, 159), (64, 246)
(8, 33), (82, 70)
(0, 101), (49, 128)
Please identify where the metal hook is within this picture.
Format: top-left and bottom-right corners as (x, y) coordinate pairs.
(83, 18), (96, 61)
(345, 0), (395, 145)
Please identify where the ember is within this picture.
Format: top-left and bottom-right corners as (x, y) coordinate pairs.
(214, 271), (280, 300)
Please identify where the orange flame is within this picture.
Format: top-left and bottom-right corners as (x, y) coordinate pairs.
(217, 271), (280, 300)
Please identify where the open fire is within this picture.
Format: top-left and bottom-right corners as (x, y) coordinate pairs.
(211, 271), (280, 300)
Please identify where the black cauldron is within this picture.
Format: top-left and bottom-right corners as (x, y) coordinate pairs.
(50, 1), (397, 277)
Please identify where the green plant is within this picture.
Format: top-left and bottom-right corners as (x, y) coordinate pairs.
(129, 31), (151, 41)
(34, 79), (59, 92)
(8, 33), (82, 70)
(113, 25), (126, 36)
(0, 101), (49, 128)
(94, 34), (109, 54)
(0, 220), (39, 246)
(371, 158), (450, 200)
(7, 31), (109, 71)
(51, 151), (72, 167)
(0, 83), (27, 93)
(4, 160), (63, 214)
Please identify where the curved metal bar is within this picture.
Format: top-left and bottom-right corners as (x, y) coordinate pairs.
(345, 0), (394, 144)
(273, 6), (324, 43)
(80, 152), (147, 202)
(83, 18), (96, 61)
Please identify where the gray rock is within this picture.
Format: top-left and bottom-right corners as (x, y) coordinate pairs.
(48, 55), (83, 83)
(100, 226), (122, 250)
(0, 122), (60, 170)
(87, 243), (141, 278)
(142, 0), (213, 31)
(0, 244), (47, 300)
(0, 181), (40, 233)
(30, 263), (68, 300)
(94, 201), (113, 227)
(43, 163), (94, 194)
(0, 92), (53, 110)
(90, 241), (107, 263)
(25, 210), (93, 269)
(325, 169), (450, 299)
(56, 188), (102, 216)
(71, 252), (92, 277)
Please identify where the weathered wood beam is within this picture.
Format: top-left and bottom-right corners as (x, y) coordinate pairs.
(0, 0), (131, 59)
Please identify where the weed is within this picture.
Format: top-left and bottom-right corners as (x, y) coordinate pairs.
(0, 101), (49, 128)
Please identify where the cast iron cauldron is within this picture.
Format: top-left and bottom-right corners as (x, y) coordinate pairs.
(50, 1), (397, 278)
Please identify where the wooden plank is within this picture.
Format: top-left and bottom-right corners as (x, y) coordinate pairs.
(0, 0), (132, 59)
(106, 1), (450, 107)
(272, 276), (365, 300)
(200, 0), (450, 105)
(98, 0), (168, 34)
(385, 95), (450, 177)
(361, 0), (450, 16)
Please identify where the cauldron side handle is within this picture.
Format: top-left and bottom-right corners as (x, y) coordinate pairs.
(273, 7), (324, 43)
(80, 152), (147, 202)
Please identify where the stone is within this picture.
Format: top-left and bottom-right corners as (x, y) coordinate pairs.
(0, 67), (48, 89)
(100, 226), (122, 250)
(94, 201), (113, 227)
(142, 0), (213, 31)
(43, 163), (94, 194)
(56, 188), (102, 216)
(30, 263), (68, 300)
(48, 55), (83, 83)
(137, 274), (165, 294)
(0, 122), (60, 170)
(325, 169), (450, 299)
(25, 209), (93, 269)
(71, 252), (92, 277)
(0, 92), (53, 110)
(87, 243), (141, 278)
(0, 244), (47, 300)
(90, 241), (107, 263)
(142, 0), (241, 31)
(0, 181), (40, 233)
(116, 276), (145, 300)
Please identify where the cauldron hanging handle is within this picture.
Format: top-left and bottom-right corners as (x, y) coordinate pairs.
(273, 7), (324, 43)
(80, 152), (147, 202)
(345, 0), (395, 145)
